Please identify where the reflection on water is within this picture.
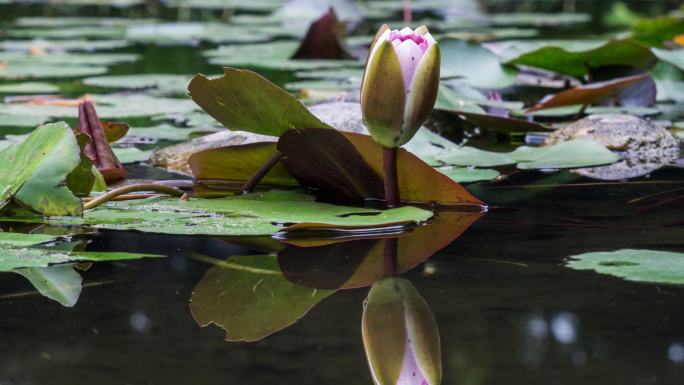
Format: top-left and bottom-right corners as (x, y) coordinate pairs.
(1, 171), (684, 384)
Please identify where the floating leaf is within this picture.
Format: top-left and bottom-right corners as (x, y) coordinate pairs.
(83, 74), (192, 96)
(0, 246), (162, 272)
(437, 139), (620, 169)
(278, 128), (484, 207)
(0, 231), (55, 247)
(188, 68), (331, 136)
(499, 39), (657, 78)
(112, 147), (153, 164)
(652, 47), (684, 71)
(190, 254), (333, 342)
(440, 39), (517, 89)
(189, 142), (297, 187)
(0, 113), (49, 128)
(0, 82), (59, 94)
(437, 167), (500, 183)
(0, 122), (90, 216)
(83, 190), (433, 236)
(630, 16), (684, 47)
(567, 249), (684, 285)
(0, 64), (108, 80)
(526, 74), (650, 112)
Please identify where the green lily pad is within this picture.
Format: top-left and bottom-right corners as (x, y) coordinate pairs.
(83, 190), (433, 236)
(566, 249), (684, 285)
(15, 16), (150, 27)
(0, 39), (130, 52)
(440, 39), (518, 89)
(126, 22), (272, 44)
(499, 39), (657, 78)
(0, 231), (55, 247)
(437, 167), (500, 183)
(0, 52), (139, 66)
(436, 139), (620, 169)
(0, 94), (199, 119)
(190, 254), (333, 342)
(112, 147), (153, 164)
(0, 82), (59, 94)
(188, 68), (331, 136)
(83, 74), (193, 96)
(0, 247), (162, 272)
(630, 16), (684, 47)
(0, 64), (108, 80)
(0, 114), (49, 128)
(652, 47), (684, 71)
(0, 122), (91, 216)
(8, 26), (126, 39)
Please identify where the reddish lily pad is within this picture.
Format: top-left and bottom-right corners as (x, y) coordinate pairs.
(526, 73), (650, 112)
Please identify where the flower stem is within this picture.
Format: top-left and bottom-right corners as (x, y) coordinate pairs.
(382, 146), (400, 208)
(83, 183), (185, 210)
(241, 150), (284, 194)
(403, 0), (412, 23)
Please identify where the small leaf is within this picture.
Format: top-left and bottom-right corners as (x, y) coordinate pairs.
(566, 249), (684, 285)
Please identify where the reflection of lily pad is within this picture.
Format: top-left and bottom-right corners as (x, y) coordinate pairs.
(84, 190), (433, 236)
(567, 249), (684, 285)
(190, 254), (333, 342)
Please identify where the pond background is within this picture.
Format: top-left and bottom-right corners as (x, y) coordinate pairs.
(1, 1), (683, 384)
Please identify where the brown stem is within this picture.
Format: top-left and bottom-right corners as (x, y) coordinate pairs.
(382, 237), (398, 277)
(83, 183), (184, 210)
(241, 150), (284, 194)
(382, 146), (400, 208)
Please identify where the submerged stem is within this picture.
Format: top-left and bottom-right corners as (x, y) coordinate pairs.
(382, 146), (400, 208)
(241, 150), (284, 194)
(83, 183), (185, 210)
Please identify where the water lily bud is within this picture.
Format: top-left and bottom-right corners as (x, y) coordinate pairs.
(361, 25), (440, 148)
(362, 277), (442, 385)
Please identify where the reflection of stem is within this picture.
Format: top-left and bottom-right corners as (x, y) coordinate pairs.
(403, 0), (412, 23)
(83, 183), (185, 210)
(382, 146), (400, 208)
(241, 150), (284, 194)
(382, 237), (398, 277)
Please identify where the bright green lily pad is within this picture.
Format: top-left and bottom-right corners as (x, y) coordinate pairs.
(190, 254), (333, 342)
(0, 82), (60, 93)
(83, 74), (193, 96)
(440, 39), (518, 89)
(0, 64), (108, 80)
(0, 247), (162, 272)
(0, 122), (90, 216)
(0, 114), (49, 127)
(567, 249), (684, 285)
(112, 147), (153, 163)
(437, 167), (500, 183)
(436, 139), (620, 169)
(84, 190), (433, 236)
(499, 39), (657, 78)
(0, 231), (55, 247)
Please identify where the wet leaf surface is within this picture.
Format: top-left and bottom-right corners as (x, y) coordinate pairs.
(83, 190), (433, 236)
(440, 39), (517, 89)
(567, 249), (684, 285)
(188, 68), (331, 137)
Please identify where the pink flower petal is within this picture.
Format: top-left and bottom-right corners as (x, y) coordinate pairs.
(394, 39), (425, 93)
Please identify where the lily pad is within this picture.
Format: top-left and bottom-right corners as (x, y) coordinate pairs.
(440, 39), (518, 89)
(652, 47), (684, 71)
(8, 26), (126, 39)
(0, 39), (130, 52)
(15, 265), (83, 307)
(0, 82), (59, 94)
(0, 114), (49, 127)
(190, 254), (333, 342)
(437, 167), (500, 183)
(0, 64), (108, 80)
(0, 122), (91, 216)
(112, 147), (153, 164)
(499, 39), (657, 78)
(0, 52), (138, 66)
(566, 249), (684, 285)
(436, 139), (620, 169)
(83, 190), (433, 236)
(526, 74), (651, 112)
(0, 231), (55, 247)
(83, 74), (192, 96)
(0, 246), (162, 272)
(188, 68), (331, 136)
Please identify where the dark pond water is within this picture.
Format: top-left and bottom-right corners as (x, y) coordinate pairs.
(1, 166), (683, 385)
(1, 2), (684, 385)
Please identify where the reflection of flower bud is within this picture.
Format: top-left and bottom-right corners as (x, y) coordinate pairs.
(362, 277), (442, 385)
(361, 25), (440, 148)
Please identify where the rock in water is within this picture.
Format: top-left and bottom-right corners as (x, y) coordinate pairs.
(544, 114), (681, 180)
